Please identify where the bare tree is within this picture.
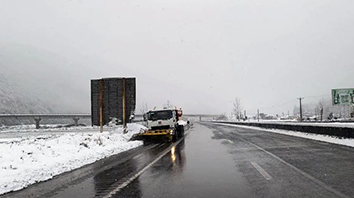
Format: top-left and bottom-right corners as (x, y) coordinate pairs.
(140, 102), (149, 115)
(216, 113), (228, 121)
(229, 112), (234, 120)
(317, 99), (325, 121)
(164, 100), (173, 109)
(233, 98), (242, 121)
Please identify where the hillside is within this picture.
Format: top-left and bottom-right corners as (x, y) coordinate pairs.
(0, 73), (54, 114)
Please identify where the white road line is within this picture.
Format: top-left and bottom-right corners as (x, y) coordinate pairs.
(251, 162), (272, 180)
(102, 138), (185, 198)
(238, 137), (350, 198)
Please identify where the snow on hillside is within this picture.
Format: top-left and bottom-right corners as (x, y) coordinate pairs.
(0, 73), (54, 114)
(0, 123), (145, 195)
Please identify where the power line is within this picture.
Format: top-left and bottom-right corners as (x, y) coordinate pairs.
(260, 98), (297, 111)
(259, 94), (330, 111)
(302, 94), (330, 99)
(252, 94), (331, 116)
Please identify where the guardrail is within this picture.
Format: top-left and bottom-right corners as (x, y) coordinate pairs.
(215, 121), (354, 139)
(0, 114), (91, 129)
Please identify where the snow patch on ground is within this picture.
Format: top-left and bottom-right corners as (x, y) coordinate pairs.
(0, 123), (145, 195)
(217, 123), (354, 148)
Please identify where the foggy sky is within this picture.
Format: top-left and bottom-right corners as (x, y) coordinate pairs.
(0, 0), (353, 115)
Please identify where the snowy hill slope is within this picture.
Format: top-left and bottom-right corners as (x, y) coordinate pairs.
(0, 44), (90, 115)
(0, 74), (54, 114)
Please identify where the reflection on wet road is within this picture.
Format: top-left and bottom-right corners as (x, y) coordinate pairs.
(4, 122), (354, 198)
(113, 123), (250, 198)
(50, 143), (173, 198)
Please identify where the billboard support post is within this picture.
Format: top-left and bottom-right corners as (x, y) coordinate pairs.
(99, 79), (104, 133)
(122, 77), (127, 133)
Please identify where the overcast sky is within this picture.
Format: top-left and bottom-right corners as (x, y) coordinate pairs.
(0, 0), (353, 115)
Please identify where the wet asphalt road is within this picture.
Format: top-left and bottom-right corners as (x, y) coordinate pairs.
(3, 122), (354, 198)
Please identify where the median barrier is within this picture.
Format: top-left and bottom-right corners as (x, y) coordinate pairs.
(215, 121), (354, 139)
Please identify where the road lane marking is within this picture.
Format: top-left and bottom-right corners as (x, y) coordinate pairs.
(251, 162), (272, 180)
(237, 137), (350, 198)
(102, 137), (185, 198)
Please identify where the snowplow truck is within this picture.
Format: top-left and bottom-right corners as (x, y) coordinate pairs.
(132, 108), (185, 142)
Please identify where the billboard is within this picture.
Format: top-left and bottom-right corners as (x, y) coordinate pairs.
(331, 88), (354, 106)
(91, 77), (136, 126)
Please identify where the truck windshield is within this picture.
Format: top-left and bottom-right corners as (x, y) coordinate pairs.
(148, 110), (173, 120)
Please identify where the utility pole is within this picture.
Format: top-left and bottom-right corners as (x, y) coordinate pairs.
(257, 109), (259, 122)
(298, 97), (304, 122)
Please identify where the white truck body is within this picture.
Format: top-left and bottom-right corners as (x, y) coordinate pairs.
(131, 108), (185, 142)
(146, 109), (177, 130)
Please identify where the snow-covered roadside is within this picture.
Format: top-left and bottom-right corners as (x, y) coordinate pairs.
(217, 123), (354, 148)
(0, 125), (100, 142)
(0, 123), (145, 195)
(0, 124), (94, 133)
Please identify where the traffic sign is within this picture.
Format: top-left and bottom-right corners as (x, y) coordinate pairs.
(331, 88), (354, 106)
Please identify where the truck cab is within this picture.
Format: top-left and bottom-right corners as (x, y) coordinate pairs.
(146, 109), (177, 130)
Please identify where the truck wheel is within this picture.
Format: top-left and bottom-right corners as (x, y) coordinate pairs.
(172, 133), (177, 142)
(176, 127), (180, 138)
(180, 125), (185, 137)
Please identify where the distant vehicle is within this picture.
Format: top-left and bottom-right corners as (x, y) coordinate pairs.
(131, 108), (186, 142)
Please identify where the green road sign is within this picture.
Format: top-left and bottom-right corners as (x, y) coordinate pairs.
(331, 88), (354, 105)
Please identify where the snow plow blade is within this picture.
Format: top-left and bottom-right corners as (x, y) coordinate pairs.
(130, 129), (173, 142)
